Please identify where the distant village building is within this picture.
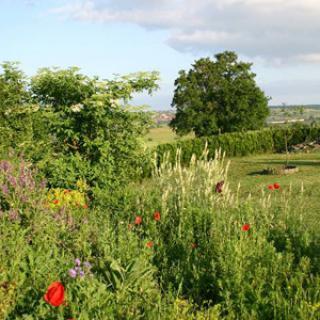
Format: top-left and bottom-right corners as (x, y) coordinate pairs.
(153, 112), (175, 125)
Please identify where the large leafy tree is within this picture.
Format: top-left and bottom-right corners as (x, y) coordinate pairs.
(170, 51), (270, 136)
(30, 67), (159, 190)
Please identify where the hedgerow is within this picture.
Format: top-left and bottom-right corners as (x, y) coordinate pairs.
(153, 125), (320, 168)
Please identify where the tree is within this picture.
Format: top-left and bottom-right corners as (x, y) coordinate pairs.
(170, 51), (270, 137)
(31, 67), (96, 109)
(0, 62), (37, 151)
(30, 67), (160, 190)
(0, 62), (30, 110)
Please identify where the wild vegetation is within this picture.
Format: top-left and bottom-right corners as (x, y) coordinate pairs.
(170, 51), (270, 136)
(0, 59), (319, 319)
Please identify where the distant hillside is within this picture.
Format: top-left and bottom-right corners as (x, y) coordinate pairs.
(270, 104), (320, 109)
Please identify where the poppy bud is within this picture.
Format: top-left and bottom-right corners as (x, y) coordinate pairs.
(215, 181), (224, 193)
(146, 241), (153, 248)
(153, 211), (161, 221)
(134, 216), (142, 225)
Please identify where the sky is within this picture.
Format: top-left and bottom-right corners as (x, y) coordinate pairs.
(1, 0), (320, 110)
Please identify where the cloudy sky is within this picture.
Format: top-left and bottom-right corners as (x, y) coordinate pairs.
(1, 0), (320, 109)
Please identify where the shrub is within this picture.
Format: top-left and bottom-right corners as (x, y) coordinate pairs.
(153, 125), (320, 169)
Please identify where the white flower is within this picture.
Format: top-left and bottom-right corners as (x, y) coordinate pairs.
(70, 103), (84, 112)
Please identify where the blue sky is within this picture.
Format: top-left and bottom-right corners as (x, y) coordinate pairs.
(1, 0), (320, 110)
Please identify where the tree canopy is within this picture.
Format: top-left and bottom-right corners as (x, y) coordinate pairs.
(170, 51), (270, 137)
(0, 62), (160, 191)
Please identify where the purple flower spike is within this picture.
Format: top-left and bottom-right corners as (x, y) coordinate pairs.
(68, 268), (77, 278)
(8, 209), (19, 221)
(79, 270), (85, 277)
(20, 195), (28, 203)
(1, 184), (9, 196)
(7, 176), (17, 188)
(75, 258), (81, 266)
(0, 161), (11, 173)
(40, 179), (47, 189)
(19, 175), (27, 187)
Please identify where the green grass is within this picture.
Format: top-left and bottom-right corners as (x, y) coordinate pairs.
(2, 148), (320, 319)
(227, 150), (320, 229)
(143, 124), (320, 227)
(144, 126), (194, 147)
(144, 126), (320, 224)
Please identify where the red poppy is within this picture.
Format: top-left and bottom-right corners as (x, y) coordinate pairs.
(242, 223), (251, 232)
(273, 183), (280, 190)
(83, 204), (88, 209)
(191, 243), (197, 249)
(134, 216), (142, 225)
(153, 211), (161, 221)
(146, 241), (153, 248)
(53, 199), (59, 205)
(268, 184), (274, 190)
(44, 281), (65, 307)
(215, 181), (224, 193)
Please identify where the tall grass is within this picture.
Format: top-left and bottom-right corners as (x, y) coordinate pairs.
(0, 149), (319, 319)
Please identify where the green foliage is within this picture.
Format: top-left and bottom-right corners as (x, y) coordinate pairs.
(1, 151), (319, 319)
(0, 62), (160, 193)
(170, 51), (270, 136)
(31, 66), (96, 109)
(0, 62), (36, 152)
(0, 60), (319, 319)
(153, 125), (320, 169)
(0, 62), (30, 109)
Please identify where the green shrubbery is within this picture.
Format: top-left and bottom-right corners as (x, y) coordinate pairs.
(0, 151), (319, 319)
(0, 61), (319, 319)
(154, 125), (320, 167)
(0, 63), (159, 198)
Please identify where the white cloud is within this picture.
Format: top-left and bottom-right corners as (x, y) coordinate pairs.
(53, 0), (320, 64)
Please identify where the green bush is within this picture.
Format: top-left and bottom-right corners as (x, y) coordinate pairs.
(153, 125), (320, 168)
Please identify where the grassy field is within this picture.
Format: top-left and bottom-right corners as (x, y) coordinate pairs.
(143, 126), (320, 227)
(144, 126), (194, 147)
(227, 151), (320, 228)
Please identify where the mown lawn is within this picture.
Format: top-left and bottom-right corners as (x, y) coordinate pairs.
(227, 150), (320, 229)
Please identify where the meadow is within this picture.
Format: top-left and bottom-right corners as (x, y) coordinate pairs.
(1, 146), (319, 319)
(144, 126), (194, 147)
(0, 65), (319, 319)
